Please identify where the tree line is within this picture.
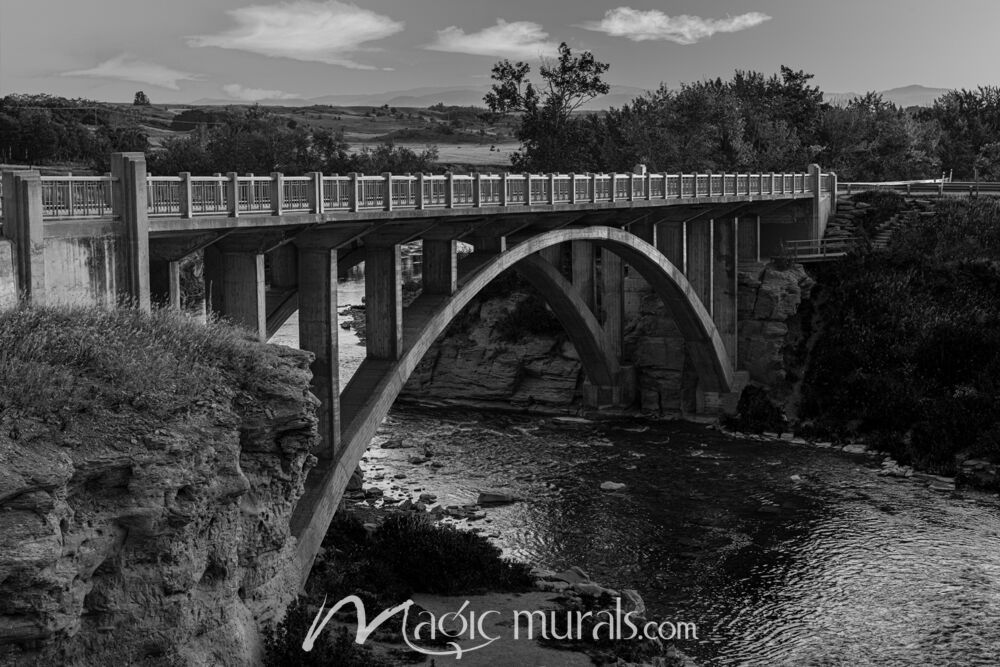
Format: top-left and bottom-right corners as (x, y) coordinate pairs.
(3, 49), (999, 182)
(486, 44), (1000, 181)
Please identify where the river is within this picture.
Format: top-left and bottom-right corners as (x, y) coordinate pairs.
(272, 266), (1000, 667)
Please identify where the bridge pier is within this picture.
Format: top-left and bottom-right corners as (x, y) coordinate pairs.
(421, 239), (457, 295)
(600, 247), (624, 359)
(656, 220), (686, 272)
(712, 217), (738, 361)
(571, 241), (595, 309)
(686, 221), (713, 313)
(364, 243), (403, 360)
(297, 245), (341, 458)
(219, 251), (267, 341)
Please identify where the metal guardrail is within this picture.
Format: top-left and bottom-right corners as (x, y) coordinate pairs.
(840, 180), (1000, 196)
(780, 237), (858, 260)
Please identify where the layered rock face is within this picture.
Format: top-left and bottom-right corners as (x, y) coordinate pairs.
(399, 263), (813, 415)
(0, 345), (319, 666)
(402, 294), (583, 409)
(737, 263), (815, 389)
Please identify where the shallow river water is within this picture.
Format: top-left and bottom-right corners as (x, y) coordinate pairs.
(274, 274), (1000, 667)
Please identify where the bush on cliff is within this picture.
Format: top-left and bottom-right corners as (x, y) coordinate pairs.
(801, 198), (1000, 473)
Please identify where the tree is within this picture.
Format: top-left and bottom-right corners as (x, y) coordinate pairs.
(485, 42), (609, 171)
(133, 91), (151, 106)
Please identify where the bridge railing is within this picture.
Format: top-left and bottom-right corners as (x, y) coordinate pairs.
(22, 168), (824, 221)
(839, 179), (1000, 196)
(40, 175), (116, 219)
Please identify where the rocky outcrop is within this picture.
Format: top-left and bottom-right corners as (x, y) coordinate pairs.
(401, 293), (583, 409)
(622, 292), (697, 414)
(0, 345), (319, 666)
(737, 263), (815, 389)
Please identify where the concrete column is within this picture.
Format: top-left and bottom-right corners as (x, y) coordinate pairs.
(471, 235), (506, 254)
(686, 220), (713, 316)
(738, 215), (761, 263)
(571, 240), (595, 310)
(221, 252), (266, 341)
(656, 220), (686, 272)
(422, 238), (457, 295)
(203, 245), (224, 316)
(600, 248), (623, 359)
(110, 152), (150, 311)
(269, 243), (298, 289)
(3, 171), (44, 303)
(538, 243), (562, 270)
(168, 260), (182, 310)
(809, 163), (825, 238)
(149, 259), (171, 305)
(630, 218), (655, 245)
(297, 246), (340, 458)
(712, 217), (738, 362)
(365, 244), (403, 360)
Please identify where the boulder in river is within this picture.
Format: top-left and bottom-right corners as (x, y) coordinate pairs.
(600, 481), (627, 491)
(477, 490), (524, 505)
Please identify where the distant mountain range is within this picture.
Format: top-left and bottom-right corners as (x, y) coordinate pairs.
(826, 85), (952, 108)
(191, 83), (954, 110)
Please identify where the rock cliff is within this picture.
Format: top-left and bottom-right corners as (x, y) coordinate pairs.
(398, 262), (813, 415)
(0, 313), (319, 666)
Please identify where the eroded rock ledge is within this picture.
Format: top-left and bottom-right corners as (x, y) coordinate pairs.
(0, 340), (319, 666)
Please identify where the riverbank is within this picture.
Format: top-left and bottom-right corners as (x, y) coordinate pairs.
(273, 503), (694, 666)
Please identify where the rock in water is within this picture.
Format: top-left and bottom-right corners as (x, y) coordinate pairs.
(600, 481), (627, 491)
(477, 490), (524, 505)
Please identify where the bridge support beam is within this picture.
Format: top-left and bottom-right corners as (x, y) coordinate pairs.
(686, 221), (713, 315)
(538, 243), (562, 269)
(571, 241), (595, 310)
(630, 218), (656, 246)
(600, 248), (623, 358)
(110, 152), (151, 311)
(149, 258), (181, 308)
(712, 218), (738, 362)
(738, 215), (761, 264)
(657, 220), (686, 272)
(365, 244), (403, 360)
(219, 251), (267, 341)
(2, 170), (45, 304)
(269, 243), (298, 289)
(298, 246), (340, 458)
(422, 238), (457, 295)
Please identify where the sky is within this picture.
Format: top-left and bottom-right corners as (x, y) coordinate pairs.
(1, 0), (998, 103)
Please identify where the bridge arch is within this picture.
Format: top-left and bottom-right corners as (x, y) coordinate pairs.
(291, 226), (734, 579)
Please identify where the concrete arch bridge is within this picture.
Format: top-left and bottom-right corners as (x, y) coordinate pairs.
(0, 154), (836, 582)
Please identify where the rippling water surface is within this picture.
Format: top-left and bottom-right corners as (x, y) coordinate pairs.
(277, 274), (1000, 666)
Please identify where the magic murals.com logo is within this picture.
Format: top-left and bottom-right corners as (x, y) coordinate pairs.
(303, 595), (698, 659)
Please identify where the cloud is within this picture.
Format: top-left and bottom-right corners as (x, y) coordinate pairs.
(61, 54), (201, 90)
(188, 1), (403, 70)
(426, 19), (559, 59)
(222, 83), (302, 101)
(578, 7), (771, 44)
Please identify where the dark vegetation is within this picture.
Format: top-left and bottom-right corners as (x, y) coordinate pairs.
(485, 44), (1000, 180)
(263, 512), (534, 665)
(726, 386), (788, 435)
(799, 197), (1000, 472)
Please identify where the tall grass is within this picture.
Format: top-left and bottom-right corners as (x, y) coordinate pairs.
(0, 305), (281, 421)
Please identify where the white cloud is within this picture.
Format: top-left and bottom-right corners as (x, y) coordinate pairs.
(61, 54), (200, 90)
(579, 7), (771, 44)
(222, 83), (302, 101)
(426, 19), (559, 59)
(188, 1), (404, 70)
